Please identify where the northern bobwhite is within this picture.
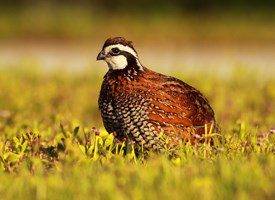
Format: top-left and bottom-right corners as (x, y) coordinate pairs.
(97, 37), (216, 151)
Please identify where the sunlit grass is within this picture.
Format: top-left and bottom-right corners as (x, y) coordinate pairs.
(0, 66), (274, 199)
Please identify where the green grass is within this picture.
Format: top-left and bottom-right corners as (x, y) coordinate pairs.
(0, 66), (274, 200)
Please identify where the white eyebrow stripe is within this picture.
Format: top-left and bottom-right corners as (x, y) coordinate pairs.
(104, 44), (138, 58)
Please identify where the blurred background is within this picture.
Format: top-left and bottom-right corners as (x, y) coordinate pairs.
(0, 0), (275, 75)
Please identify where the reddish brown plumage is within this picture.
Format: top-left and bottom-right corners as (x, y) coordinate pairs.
(98, 37), (216, 151)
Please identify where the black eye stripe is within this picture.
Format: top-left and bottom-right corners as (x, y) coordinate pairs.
(109, 52), (119, 56)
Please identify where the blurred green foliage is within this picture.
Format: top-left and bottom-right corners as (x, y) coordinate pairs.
(2, 0), (275, 12)
(0, 1), (275, 41)
(0, 65), (274, 199)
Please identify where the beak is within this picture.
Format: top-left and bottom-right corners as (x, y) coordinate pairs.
(96, 50), (105, 60)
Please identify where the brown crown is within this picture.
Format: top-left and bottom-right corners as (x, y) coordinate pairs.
(103, 37), (137, 52)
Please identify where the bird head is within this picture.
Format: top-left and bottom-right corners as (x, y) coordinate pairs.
(97, 37), (142, 70)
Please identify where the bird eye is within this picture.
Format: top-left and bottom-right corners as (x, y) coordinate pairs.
(111, 48), (120, 54)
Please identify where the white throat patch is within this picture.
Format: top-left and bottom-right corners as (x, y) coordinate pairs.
(103, 44), (143, 70)
(105, 55), (127, 70)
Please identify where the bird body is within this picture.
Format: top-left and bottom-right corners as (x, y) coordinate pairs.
(97, 37), (216, 151)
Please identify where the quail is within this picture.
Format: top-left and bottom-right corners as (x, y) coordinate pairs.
(97, 37), (216, 151)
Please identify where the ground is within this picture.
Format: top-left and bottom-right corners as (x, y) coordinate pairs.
(0, 58), (274, 199)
